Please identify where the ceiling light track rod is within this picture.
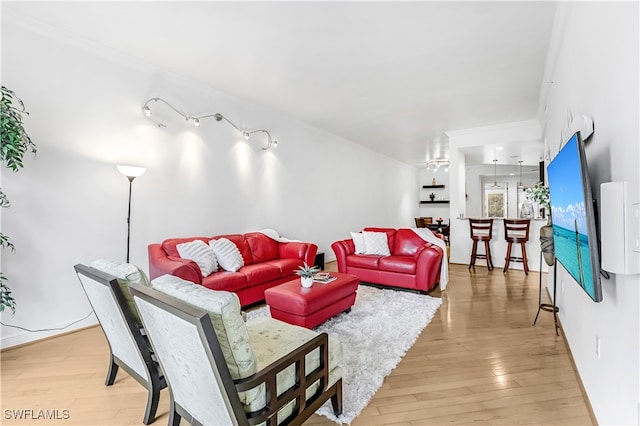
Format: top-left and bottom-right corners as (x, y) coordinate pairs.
(142, 97), (277, 150)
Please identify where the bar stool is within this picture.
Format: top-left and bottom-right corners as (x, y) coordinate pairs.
(414, 217), (432, 228)
(468, 218), (494, 270)
(503, 218), (531, 274)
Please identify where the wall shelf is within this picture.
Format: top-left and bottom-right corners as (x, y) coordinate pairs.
(422, 184), (445, 189)
(420, 200), (450, 204)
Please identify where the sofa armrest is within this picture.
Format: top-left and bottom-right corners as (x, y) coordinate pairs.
(148, 243), (203, 284)
(278, 242), (318, 267)
(331, 239), (355, 273)
(235, 332), (335, 423)
(414, 243), (444, 284)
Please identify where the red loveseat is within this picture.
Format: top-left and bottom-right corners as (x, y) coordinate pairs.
(331, 227), (443, 293)
(148, 232), (317, 307)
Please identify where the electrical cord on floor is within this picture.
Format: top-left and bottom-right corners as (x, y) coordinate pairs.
(0, 311), (94, 333)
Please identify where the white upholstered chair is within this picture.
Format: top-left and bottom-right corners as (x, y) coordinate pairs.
(130, 274), (343, 426)
(74, 261), (166, 424)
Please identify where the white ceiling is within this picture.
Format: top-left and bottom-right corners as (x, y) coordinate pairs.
(5, 1), (557, 166)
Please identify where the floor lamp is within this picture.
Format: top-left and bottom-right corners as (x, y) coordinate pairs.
(116, 165), (146, 263)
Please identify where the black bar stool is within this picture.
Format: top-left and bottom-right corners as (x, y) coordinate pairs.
(503, 218), (531, 274)
(468, 218), (494, 270)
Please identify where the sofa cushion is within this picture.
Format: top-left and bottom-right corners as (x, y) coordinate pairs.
(346, 254), (381, 269)
(363, 227), (397, 252)
(213, 234), (253, 265)
(90, 258), (150, 327)
(393, 229), (427, 257)
(150, 275), (257, 381)
(201, 272), (247, 292)
(265, 258), (304, 277)
(244, 317), (342, 412)
(362, 231), (391, 256)
(161, 237), (210, 258)
(239, 263), (281, 286)
(244, 232), (279, 263)
(379, 256), (417, 275)
(278, 242), (311, 260)
(210, 238), (245, 272)
(176, 240), (218, 277)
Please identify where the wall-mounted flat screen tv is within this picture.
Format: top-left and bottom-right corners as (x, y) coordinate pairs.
(547, 131), (602, 302)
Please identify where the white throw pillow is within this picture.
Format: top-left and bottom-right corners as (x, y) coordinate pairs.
(362, 231), (391, 256)
(176, 240), (218, 277)
(210, 238), (245, 272)
(350, 232), (366, 254)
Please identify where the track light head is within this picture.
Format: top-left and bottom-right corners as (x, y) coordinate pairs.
(262, 139), (278, 151)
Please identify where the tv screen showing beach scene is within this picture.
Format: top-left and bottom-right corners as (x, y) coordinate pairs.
(547, 131), (602, 302)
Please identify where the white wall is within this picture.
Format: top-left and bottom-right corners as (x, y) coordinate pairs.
(0, 15), (419, 348)
(540, 2), (639, 424)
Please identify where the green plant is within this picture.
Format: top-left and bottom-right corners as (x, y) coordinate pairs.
(0, 86), (37, 313)
(294, 262), (320, 278)
(525, 182), (550, 210)
(2, 86), (37, 171)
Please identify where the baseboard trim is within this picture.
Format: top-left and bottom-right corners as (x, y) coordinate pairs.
(545, 286), (598, 425)
(1, 316), (98, 351)
(324, 253), (337, 263)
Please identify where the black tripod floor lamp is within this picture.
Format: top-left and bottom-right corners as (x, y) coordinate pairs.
(116, 165), (146, 263)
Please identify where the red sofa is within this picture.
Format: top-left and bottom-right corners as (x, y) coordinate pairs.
(148, 232), (317, 307)
(331, 227), (443, 293)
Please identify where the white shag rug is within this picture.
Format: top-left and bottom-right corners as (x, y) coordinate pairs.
(247, 284), (442, 424)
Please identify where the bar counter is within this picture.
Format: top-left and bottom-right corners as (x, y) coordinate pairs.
(449, 217), (550, 273)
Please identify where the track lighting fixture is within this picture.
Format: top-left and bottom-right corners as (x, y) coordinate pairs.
(426, 158), (450, 171)
(142, 97), (278, 150)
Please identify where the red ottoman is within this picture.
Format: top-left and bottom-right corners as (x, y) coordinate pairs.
(264, 272), (359, 328)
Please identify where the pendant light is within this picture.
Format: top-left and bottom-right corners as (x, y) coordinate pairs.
(518, 160), (524, 189)
(492, 159), (499, 187)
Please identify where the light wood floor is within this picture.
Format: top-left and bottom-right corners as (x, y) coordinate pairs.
(1, 263), (595, 425)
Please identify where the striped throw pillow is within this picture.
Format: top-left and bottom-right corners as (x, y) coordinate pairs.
(176, 240), (218, 277)
(210, 238), (244, 272)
